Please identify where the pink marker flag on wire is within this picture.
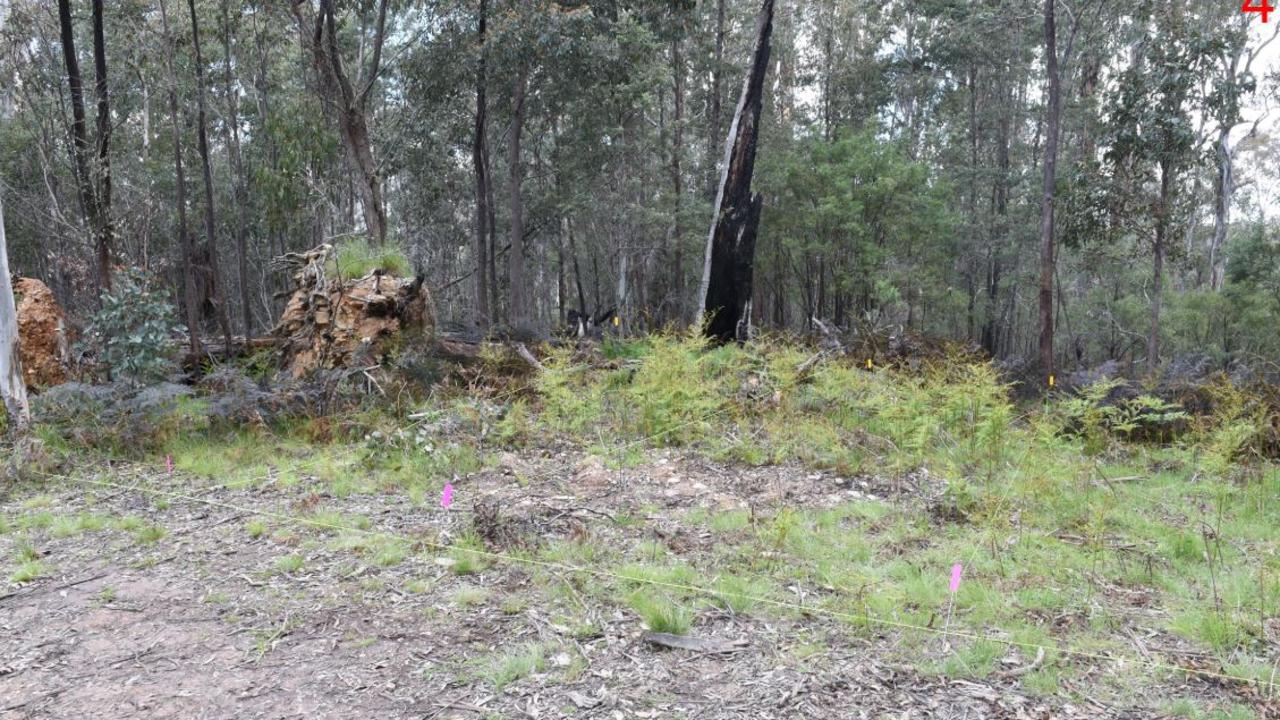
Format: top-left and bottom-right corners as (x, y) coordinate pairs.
(165, 454), (173, 475)
(440, 483), (454, 509)
(949, 564), (963, 593)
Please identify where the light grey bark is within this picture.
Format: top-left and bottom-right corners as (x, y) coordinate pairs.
(0, 193), (31, 429)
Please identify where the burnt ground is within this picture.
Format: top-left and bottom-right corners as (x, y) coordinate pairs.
(0, 450), (1268, 719)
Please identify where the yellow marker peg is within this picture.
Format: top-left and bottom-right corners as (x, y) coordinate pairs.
(866, 358), (873, 370)
(1048, 374), (1056, 389)
(613, 315), (620, 327)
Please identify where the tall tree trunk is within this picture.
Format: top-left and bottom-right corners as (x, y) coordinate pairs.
(566, 218), (587, 319)
(1149, 160), (1170, 369)
(483, 138), (499, 318)
(56, 0), (111, 293)
(507, 64), (530, 332)
(670, 32), (686, 323)
(292, 0), (390, 246)
(0, 193), (31, 429)
(188, 0), (233, 351)
(981, 96), (1011, 356)
(471, 0), (492, 330)
(159, 0), (202, 357)
(696, 0), (775, 343)
(90, 0), (114, 292)
(707, 0), (726, 197)
(1037, 0), (1061, 382)
(1208, 126), (1232, 291)
(220, 0), (253, 337)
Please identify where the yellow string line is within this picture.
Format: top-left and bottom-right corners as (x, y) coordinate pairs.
(24, 467), (1278, 694)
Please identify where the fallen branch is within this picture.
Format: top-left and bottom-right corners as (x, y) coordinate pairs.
(642, 631), (748, 654)
(995, 646), (1046, 679)
(514, 343), (545, 372)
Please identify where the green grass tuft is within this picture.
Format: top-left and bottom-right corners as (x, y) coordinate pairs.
(332, 238), (412, 279)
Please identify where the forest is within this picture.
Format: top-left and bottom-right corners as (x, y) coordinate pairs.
(1, 1), (1280, 718)
(0, 0), (1275, 368)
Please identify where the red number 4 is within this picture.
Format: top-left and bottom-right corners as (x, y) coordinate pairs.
(1243, 0), (1275, 22)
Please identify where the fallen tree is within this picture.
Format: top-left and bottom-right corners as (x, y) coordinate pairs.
(15, 278), (72, 390)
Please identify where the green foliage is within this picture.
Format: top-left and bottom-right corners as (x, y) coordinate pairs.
(1054, 381), (1189, 452)
(79, 268), (179, 384)
(758, 130), (956, 329)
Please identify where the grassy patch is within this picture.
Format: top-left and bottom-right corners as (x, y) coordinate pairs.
(476, 643), (546, 691)
(332, 238), (412, 279)
(449, 533), (493, 575)
(628, 591), (692, 635)
(452, 585), (490, 608)
(10, 560), (48, 583)
(134, 524), (166, 544)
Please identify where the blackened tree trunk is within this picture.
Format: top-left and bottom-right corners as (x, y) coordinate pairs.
(472, 0), (492, 330)
(695, 0), (775, 343)
(1037, 0), (1061, 382)
(159, 0), (202, 357)
(188, 0), (234, 351)
(507, 63), (530, 332)
(220, 0), (253, 337)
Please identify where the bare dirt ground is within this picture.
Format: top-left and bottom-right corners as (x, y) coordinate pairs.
(0, 450), (1254, 719)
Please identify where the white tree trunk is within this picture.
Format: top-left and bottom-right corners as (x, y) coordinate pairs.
(0, 193), (32, 429)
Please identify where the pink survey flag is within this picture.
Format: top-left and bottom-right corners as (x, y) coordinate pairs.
(949, 564), (963, 593)
(440, 483), (454, 509)
(165, 454), (173, 475)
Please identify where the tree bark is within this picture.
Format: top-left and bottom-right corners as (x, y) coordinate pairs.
(220, 0), (253, 337)
(507, 63), (530, 332)
(90, 0), (114, 292)
(159, 0), (202, 358)
(471, 0), (492, 330)
(707, 0), (727, 198)
(1208, 126), (1232, 291)
(1037, 0), (1061, 382)
(292, 0), (390, 246)
(670, 32), (686, 323)
(57, 0), (113, 293)
(696, 0), (775, 343)
(0, 193), (31, 429)
(1148, 159), (1171, 369)
(188, 0), (234, 351)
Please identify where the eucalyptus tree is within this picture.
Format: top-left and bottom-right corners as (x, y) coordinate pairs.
(56, 0), (115, 292)
(0, 193), (30, 429)
(1106, 4), (1216, 368)
(291, 0), (391, 246)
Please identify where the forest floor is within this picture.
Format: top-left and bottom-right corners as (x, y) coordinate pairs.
(2, 337), (1278, 719)
(0, 445), (1273, 719)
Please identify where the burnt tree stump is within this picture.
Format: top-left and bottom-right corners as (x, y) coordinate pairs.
(695, 0), (775, 344)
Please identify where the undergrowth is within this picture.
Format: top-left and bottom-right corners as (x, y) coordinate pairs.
(7, 331), (1278, 710)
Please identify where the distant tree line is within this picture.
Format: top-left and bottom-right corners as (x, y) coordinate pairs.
(0, 0), (1277, 373)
